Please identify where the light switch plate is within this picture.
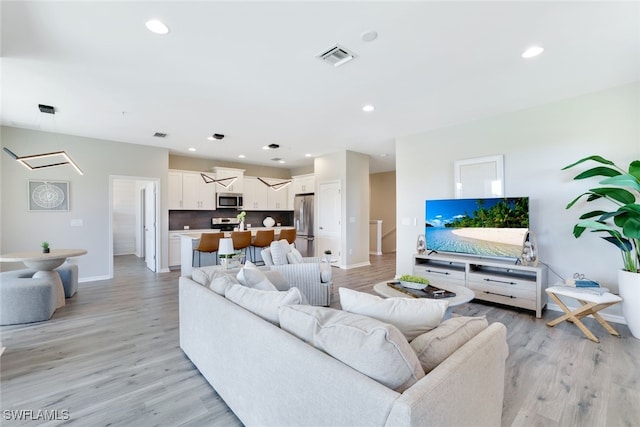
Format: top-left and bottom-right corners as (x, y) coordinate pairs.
(70, 219), (83, 227)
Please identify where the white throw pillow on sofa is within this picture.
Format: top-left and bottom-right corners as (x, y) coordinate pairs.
(236, 261), (277, 291)
(269, 239), (291, 265)
(286, 246), (304, 264)
(278, 305), (425, 392)
(410, 316), (489, 373)
(225, 284), (303, 325)
(209, 270), (241, 295)
(192, 266), (224, 287)
(339, 288), (448, 341)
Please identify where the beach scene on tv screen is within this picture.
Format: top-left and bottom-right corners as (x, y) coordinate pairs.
(425, 198), (529, 258)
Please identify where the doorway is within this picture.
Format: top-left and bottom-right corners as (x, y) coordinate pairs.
(109, 176), (160, 278)
(317, 180), (342, 266)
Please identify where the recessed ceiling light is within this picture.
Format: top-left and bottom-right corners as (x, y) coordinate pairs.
(305, 153), (312, 157)
(238, 154), (246, 158)
(145, 19), (169, 35)
(362, 105), (375, 112)
(521, 46), (544, 58)
(361, 30), (378, 42)
(188, 147), (196, 152)
(262, 145), (270, 150)
(278, 160), (286, 164)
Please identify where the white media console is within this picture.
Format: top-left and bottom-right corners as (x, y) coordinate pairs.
(412, 252), (548, 318)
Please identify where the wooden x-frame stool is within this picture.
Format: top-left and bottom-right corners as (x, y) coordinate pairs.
(545, 286), (622, 343)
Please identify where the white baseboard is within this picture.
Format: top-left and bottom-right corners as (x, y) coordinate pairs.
(79, 275), (111, 283)
(158, 268), (171, 273)
(546, 302), (627, 325)
(369, 251), (383, 255)
(341, 261), (372, 270)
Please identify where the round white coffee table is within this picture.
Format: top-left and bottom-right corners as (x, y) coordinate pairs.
(0, 249), (87, 308)
(373, 281), (475, 307)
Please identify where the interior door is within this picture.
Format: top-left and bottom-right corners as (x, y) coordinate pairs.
(317, 181), (341, 264)
(143, 182), (156, 272)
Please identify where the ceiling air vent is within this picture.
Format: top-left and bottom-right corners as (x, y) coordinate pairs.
(153, 132), (167, 138)
(38, 104), (55, 114)
(316, 44), (357, 67)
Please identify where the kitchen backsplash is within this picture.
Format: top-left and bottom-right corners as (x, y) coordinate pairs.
(169, 209), (294, 230)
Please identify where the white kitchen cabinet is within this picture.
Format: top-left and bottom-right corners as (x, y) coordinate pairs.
(168, 171), (184, 210)
(169, 170), (216, 210)
(213, 167), (244, 193)
(292, 174), (315, 194)
(290, 173), (315, 209)
(243, 176), (289, 210)
(243, 177), (268, 210)
(169, 232), (182, 267)
(268, 185), (288, 210)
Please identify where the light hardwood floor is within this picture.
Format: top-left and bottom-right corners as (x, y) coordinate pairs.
(1, 254), (639, 426)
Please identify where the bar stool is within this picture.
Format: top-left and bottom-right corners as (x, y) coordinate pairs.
(231, 231), (252, 260)
(250, 229), (275, 264)
(278, 228), (296, 245)
(545, 286), (622, 343)
(192, 233), (222, 267)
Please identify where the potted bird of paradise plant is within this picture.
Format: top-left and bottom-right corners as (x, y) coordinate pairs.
(563, 155), (640, 338)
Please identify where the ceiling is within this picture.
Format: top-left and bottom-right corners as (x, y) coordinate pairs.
(1, 2), (638, 174)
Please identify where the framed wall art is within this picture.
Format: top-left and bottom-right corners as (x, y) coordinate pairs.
(454, 155), (504, 199)
(28, 180), (69, 211)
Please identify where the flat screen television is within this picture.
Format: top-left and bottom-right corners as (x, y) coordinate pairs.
(425, 197), (529, 259)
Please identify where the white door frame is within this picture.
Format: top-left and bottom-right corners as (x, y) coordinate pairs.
(108, 175), (161, 278)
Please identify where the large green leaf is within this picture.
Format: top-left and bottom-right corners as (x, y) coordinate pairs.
(603, 236), (633, 251)
(579, 210), (607, 220)
(622, 217), (640, 239)
(590, 187), (635, 204)
(573, 224), (586, 238)
(577, 219), (616, 232)
(629, 160), (640, 180)
(600, 174), (640, 192)
(566, 192), (598, 209)
(574, 167), (621, 180)
(562, 155), (615, 170)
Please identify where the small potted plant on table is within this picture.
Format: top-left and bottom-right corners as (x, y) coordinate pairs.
(42, 241), (50, 254)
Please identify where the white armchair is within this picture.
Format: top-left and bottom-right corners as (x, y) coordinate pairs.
(261, 246), (332, 306)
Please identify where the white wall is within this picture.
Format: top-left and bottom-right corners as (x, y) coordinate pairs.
(396, 82), (639, 316)
(345, 150), (371, 268)
(315, 150), (370, 268)
(1, 126), (169, 280)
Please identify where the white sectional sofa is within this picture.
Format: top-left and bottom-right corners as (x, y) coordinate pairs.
(179, 271), (509, 427)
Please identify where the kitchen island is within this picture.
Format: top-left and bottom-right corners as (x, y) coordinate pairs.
(177, 227), (295, 276)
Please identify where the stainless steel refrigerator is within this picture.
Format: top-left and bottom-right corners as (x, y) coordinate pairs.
(294, 194), (315, 257)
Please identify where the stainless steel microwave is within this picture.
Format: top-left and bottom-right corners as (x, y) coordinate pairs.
(217, 193), (243, 209)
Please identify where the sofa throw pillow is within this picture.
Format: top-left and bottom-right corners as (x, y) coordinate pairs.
(410, 316), (489, 373)
(319, 263), (332, 283)
(236, 261), (277, 291)
(339, 288), (448, 341)
(278, 305), (425, 392)
(192, 265), (225, 287)
(260, 248), (274, 266)
(269, 239), (291, 265)
(286, 246), (304, 264)
(209, 270), (241, 295)
(225, 284), (303, 325)
(263, 270), (289, 291)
